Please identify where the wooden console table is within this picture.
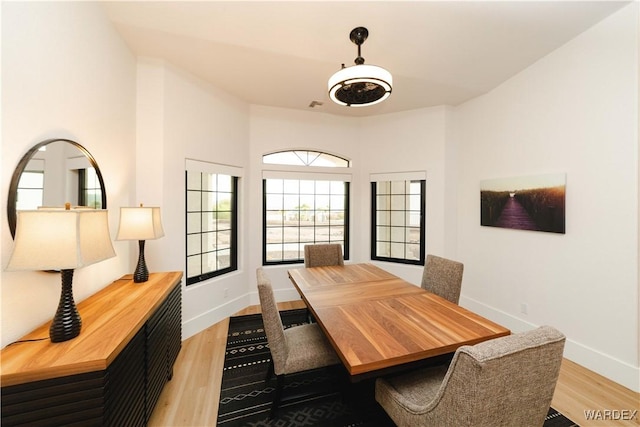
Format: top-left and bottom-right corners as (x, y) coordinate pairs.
(1, 271), (183, 427)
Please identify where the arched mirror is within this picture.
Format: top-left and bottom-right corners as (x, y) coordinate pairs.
(7, 138), (107, 238)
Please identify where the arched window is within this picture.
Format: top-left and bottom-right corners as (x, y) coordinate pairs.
(263, 150), (350, 167)
(262, 150), (351, 265)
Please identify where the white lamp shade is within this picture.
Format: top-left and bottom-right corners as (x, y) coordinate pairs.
(116, 207), (165, 241)
(7, 209), (116, 271)
(328, 64), (393, 107)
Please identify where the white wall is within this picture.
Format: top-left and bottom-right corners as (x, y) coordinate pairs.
(454, 4), (639, 391)
(135, 60), (251, 339)
(1, 2), (137, 346)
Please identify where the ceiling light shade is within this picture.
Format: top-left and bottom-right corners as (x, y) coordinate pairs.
(328, 65), (393, 107)
(328, 27), (392, 107)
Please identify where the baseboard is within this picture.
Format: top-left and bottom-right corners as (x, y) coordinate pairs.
(561, 338), (640, 393)
(182, 288), (302, 340)
(460, 295), (640, 393)
(182, 294), (251, 340)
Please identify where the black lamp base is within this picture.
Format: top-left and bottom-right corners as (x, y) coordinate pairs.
(50, 269), (82, 343)
(134, 240), (149, 283)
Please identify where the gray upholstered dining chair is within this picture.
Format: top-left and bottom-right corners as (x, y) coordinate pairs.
(375, 325), (566, 427)
(256, 268), (340, 417)
(421, 254), (464, 304)
(304, 243), (344, 268)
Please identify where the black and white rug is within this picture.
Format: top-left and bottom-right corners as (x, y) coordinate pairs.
(217, 309), (578, 427)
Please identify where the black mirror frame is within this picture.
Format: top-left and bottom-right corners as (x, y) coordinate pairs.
(7, 138), (107, 239)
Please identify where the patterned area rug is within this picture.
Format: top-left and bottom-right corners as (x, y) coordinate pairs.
(217, 309), (579, 426)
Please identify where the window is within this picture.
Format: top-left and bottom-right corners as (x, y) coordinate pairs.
(186, 161), (240, 285)
(16, 170), (44, 210)
(371, 178), (425, 264)
(263, 178), (349, 264)
(263, 150), (350, 167)
(78, 167), (103, 208)
(262, 150), (351, 265)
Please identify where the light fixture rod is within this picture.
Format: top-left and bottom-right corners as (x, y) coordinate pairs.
(350, 26), (368, 65)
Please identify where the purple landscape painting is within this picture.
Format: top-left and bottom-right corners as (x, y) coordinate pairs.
(480, 173), (566, 234)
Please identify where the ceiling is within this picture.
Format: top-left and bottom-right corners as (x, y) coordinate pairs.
(103, 1), (630, 117)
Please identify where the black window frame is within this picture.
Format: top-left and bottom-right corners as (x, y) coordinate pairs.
(262, 178), (350, 265)
(78, 167), (103, 209)
(185, 171), (239, 285)
(370, 179), (426, 265)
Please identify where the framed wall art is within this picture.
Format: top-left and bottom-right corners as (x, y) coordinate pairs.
(480, 173), (566, 234)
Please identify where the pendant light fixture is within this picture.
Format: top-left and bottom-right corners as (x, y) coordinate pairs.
(328, 27), (392, 107)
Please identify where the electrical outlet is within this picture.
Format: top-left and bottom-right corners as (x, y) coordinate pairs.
(224, 288), (229, 298)
(520, 303), (528, 315)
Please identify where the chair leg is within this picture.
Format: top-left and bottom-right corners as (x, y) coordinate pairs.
(265, 359), (274, 383)
(307, 308), (315, 323)
(270, 374), (285, 419)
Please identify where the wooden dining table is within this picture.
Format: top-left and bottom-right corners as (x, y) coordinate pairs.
(288, 263), (510, 380)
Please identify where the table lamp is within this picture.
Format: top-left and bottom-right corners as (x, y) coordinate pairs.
(6, 205), (116, 343)
(116, 205), (164, 283)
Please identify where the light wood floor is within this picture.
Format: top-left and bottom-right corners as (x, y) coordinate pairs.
(149, 301), (639, 427)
